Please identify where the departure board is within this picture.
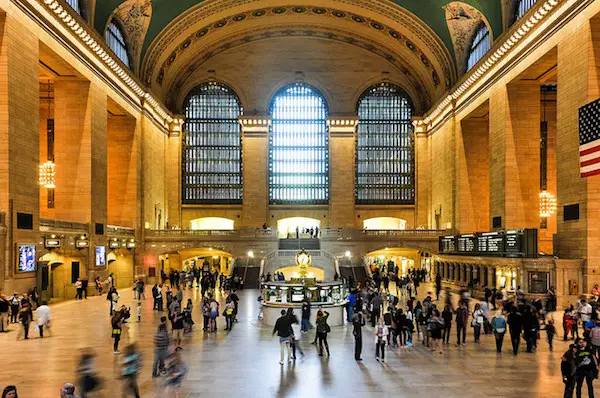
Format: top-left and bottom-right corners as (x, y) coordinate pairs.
(439, 229), (538, 258)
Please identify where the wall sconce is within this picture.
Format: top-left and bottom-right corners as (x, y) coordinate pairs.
(126, 238), (136, 249)
(109, 238), (121, 249)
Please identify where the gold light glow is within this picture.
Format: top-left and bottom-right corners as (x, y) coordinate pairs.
(539, 190), (557, 218)
(39, 161), (56, 188)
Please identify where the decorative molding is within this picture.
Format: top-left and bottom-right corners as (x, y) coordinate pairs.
(423, 0), (566, 131)
(141, 1), (455, 94)
(327, 116), (359, 135)
(165, 24), (432, 114)
(239, 116), (270, 136)
(37, 0), (176, 128)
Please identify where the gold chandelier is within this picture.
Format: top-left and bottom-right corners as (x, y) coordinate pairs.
(39, 161), (56, 189)
(539, 190), (557, 218)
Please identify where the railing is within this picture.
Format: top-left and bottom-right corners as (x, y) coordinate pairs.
(145, 228), (276, 239)
(39, 218), (88, 232)
(144, 227), (448, 240)
(107, 225), (135, 236)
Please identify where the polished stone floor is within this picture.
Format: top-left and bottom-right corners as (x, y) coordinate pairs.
(0, 284), (576, 397)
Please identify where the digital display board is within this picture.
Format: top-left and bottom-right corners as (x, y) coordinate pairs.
(439, 229), (538, 258)
(17, 244), (36, 273)
(95, 246), (106, 267)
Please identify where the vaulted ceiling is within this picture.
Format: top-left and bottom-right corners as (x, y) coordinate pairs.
(92, 0), (505, 113)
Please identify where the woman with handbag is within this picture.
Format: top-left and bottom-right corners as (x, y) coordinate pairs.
(316, 309), (330, 356)
(472, 303), (485, 343)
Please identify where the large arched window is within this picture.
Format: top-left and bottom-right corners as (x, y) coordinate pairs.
(514, 0), (537, 22)
(182, 82), (243, 204)
(105, 20), (130, 68)
(356, 83), (414, 204)
(269, 83), (329, 204)
(65, 0), (81, 15)
(467, 23), (491, 71)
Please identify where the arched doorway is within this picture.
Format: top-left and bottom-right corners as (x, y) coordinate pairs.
(38, 249), (86, 300)
(107, 249), (135, 289)
(189, 217), (235, 230)
(277, 217), (321, 239)
(159, 248), (234, 276)
(363, 217), (407, 230)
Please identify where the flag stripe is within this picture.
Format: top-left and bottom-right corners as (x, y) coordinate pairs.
(580, 143), (600, 157)
(581, 169), (600, 178)
(581, 162), (600, 173)
(581, 149), (600, 162)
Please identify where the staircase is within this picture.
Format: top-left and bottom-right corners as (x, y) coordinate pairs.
(278, 238), (320, 250)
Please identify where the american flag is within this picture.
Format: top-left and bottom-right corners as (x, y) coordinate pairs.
(579, 99), (600, 178)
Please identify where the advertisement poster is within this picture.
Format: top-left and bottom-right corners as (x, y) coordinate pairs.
(96, 246), (106, 267)
(18, 244), (36, 273)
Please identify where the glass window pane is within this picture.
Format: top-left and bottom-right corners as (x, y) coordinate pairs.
(269, 83), (329, 204)
(105, 21), (130, 68)
(182, 82), (243, 204)
(467, 24), (491, 72)
(515, 0), (537, 21)
(65, 0), (81, 15)
(356, 83), (415, 205)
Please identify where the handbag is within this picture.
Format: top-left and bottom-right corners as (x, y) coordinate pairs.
(325, 324), (331, 333)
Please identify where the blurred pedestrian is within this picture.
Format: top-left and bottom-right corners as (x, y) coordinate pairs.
(166, 351), (187, 398)
(60, 383), (78, 398)
(16, 303), (32, 340)
(121, 344), (141, 397)
(77, 349), (101, 398)
(152, 317), (169, 378)
(35, 301), (52, 338)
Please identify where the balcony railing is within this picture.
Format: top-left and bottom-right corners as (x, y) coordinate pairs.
(39, 218), (88, 232)
(107, 225), (136, 236)
(144, 227), (448, 241)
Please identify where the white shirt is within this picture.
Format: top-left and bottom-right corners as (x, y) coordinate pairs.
(36, 305), (51, 325)
(580, 303), (593, 322)
(291, 323), (301, 341)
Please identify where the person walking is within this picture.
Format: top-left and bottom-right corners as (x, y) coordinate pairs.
(455, 301), (469, 346)
(0, 295), (9, 332)
(152, 317), (170, 377)
(375, 318), (389, 362)
(523, 305), (540, 353)
(121, 343), (141, 398)
(369, 292), (383, 327)
(575, 337), (598, 398)
(289, 310), (304, 359)
(166, 351), (188, 398)
(353, 310), (365, 360)
(301, 299), (311, 333)
(562, 343), (578, 398)
(75, 278), (83, 300)
(428, 309), (445, 354)
(508, 306), (523, 355)
(272, 310), (292, 365)
(546, 319), (557, 352)
(316, 309), (331, 357)
(35, 301), (52, 338)
(441, 305), (453, 345)
(490, 310), (507, 353)
(472, 303), (485, 343)
(16, 303), (32, 340)
(77, 349), (101, 398)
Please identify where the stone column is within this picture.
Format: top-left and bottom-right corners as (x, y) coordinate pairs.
(239, 117), (269, 227)
(328, 116), (358, 227)
(166, 119), (183, 228)
(556, 18), (600, 292)
(0, 14), (40, 292)
(488, 82), (541, 230)
(414, 119), (431, 228)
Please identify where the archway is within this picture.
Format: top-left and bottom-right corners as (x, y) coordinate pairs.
(38, 249), (86, 300)
(189, 217), (235, 230)
(276, 217), (321, 239)
(159, 248), (234, 276)
(107, 249), (135, 289)
(364, 247), (420, 277)
(363, 217), (407, 230)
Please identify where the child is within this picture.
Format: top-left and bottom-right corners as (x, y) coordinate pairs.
(137, 301), (142, 322)
(545, 319), (556, 351)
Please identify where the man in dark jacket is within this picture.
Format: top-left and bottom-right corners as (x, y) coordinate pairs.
(575, 338), (598, 398)
(273, 310), (292, 364)
(508, 306), (523, 355)
(455, 301), (469, 345)
(562, 344), (578, 398)
(353, 310), (365, 361)
(301, 299), (311, 332)
(369, 293), (384, 327)
(152, 317), (170, 377)
(0, 295), (9, 332)
(435, 274), (442, 301)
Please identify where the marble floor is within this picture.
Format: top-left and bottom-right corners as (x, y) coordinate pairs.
(0, 284), (578, 398)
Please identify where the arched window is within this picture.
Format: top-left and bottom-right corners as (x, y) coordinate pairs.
(269, 83), (329, 204)
(182, 82), (243, 204)
(65, 0), (81, 15)
(356, 83), (414, 204)
(105, 20), (130, 68)
(467, 23), (491, 71)
(515, 0), (537, 21)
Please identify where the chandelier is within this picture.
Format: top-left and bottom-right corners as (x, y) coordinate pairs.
(539, 190), (557, 218)
(39, 161), (56, 189)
